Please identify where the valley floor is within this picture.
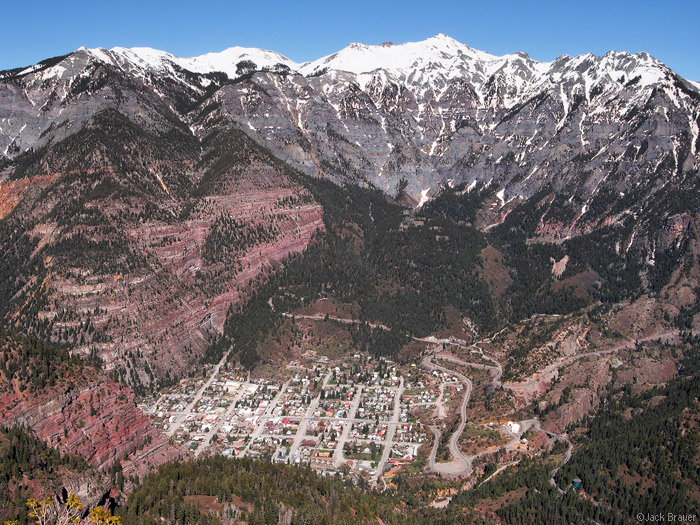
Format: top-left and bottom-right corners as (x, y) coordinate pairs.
(139, 311), (623, 486)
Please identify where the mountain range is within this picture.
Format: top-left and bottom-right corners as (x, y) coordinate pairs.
(2, 31), (699, 374)
(2, 36), (700, 511)
(3, 34), (699, 209)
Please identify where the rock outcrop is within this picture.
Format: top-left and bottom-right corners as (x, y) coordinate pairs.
(0, 370), (181, 477)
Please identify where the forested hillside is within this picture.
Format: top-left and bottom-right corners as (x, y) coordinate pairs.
(211, 172), (682, 372)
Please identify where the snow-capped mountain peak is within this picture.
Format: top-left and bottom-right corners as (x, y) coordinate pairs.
(68, 36), (678, 101)
(298, 33), (499, 78)
(2, 34), (697, 212)
(178, 47), (298, 78)
(93, 46), (178, 71)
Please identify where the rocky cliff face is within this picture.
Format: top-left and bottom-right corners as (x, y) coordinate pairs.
(0, 332), (182, 482)
(1, 376), (180, 477)
(4, 36), (699, 205)
(235, 38), (700, 211)
(4, 35), (697, 221)
(0, 69), (324, 389)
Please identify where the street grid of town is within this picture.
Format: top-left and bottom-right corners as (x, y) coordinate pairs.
(139, 347), (532, 483)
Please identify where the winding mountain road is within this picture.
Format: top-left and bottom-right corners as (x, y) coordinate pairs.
(421, 354), (575, 480)
(501, 329), (680, 391)
(519, 419), (572, 492)
(422, 355), (473, 477)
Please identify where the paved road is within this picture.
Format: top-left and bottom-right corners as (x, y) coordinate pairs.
(333, 386), (364, 468)
(422, 356), (473, 477)
(282, 312), (391, 331)
(269, 310), (684, 485)
(166, 310), (678, 478)
(371, 377), (405, 483)
(283, 311), (682, 394)
(425, 347), (587, 486)
(166, 349), (233, 438)
(287, 371), (332, 462)
(422, 355), (576, 480)
(281, 312), (465, 346)
(432, 328), (681, 393)
(242, 414), (397, 425)
(436, 353), (501, 376)
(241, 380), (290, 456)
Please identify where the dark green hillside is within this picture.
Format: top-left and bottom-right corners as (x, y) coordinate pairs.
(119, 456), (432, 525)
(213, 173), (663, 370)
(208, 177), (499, 369)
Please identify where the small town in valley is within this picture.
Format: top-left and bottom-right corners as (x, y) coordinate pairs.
(139, 343), (553, 485)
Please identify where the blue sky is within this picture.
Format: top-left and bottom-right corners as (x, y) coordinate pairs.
(3, 0), (699, 80)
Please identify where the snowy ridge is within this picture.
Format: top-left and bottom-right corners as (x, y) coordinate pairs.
(2, 34), (698, 212)
(85, 45), (298, 80)
(299, 35), (552, 102)
(75, 34), (675, 100)
(299, 34), (497, 76)
(177, 47), (297, 77)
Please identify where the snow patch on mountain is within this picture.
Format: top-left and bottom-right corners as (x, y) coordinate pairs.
(417, 188), (431, 207)
(496, 189), (505, 207)
(2, 34), (697, 211)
